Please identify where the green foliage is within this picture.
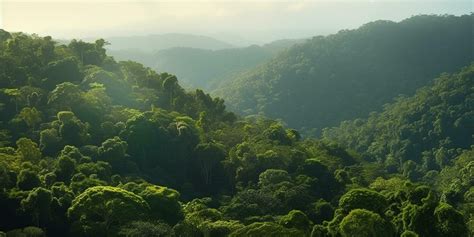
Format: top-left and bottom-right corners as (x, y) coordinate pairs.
(54, 155), (76, 182)
(118, 221), (175, 237)
(68, 186), (150, 235)
(16, 138), (41, 162)
(278, 210), (312, 233)
(17, 107), (42, 129)
(216, 15), (474, 133)
(338, 189), (388, 215)
(21, 188), (52, 227)
(0, 26), (470, 237)
(17, 169), (41, 191)
(111, 42), (299, 90)
(339, 209), (395, 237)
(323, 64), (474, 178)
(434, 202), (468, 237)
(229, 222), (305, 237)
(137, 184), (183, 225)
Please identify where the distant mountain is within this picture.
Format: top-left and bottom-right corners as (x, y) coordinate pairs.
(214, 14), (474, 134)
(103, 33), (234, 51)
(109, 38), (306, 90)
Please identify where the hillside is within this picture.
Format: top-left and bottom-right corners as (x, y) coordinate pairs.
(109, 38), (305, 90)
(323, 63), (473, 178)
(214, 14), (474, 134)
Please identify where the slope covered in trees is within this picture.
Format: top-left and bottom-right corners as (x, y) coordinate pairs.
(0, 29), (471, 237)
(109, 38), (305, 90)
(322, 64), (473, 216)
(215, 14), (474, 134)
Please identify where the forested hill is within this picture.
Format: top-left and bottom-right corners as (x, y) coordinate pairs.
(323, 63), (473, 182)
(0, 29), (471, 237)
(109, 38), (305, 90)
(214, 14), (474, 134)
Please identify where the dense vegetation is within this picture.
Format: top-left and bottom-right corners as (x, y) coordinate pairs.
(0, 20), (472, 237)
(109, 39), (304, 90)
(215, 14), (474, 134)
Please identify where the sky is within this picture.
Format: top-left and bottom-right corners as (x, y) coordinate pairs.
(0, 0), (472, 45)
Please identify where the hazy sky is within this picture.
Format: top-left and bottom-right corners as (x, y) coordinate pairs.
(1, 0), (472, 44)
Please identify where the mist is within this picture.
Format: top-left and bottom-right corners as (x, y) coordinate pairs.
(2, 0), (471, 45)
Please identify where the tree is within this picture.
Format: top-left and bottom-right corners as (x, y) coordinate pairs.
(57, 111), (90, 146)
(136, 184), (183, 225)
(16, 138), (41, 162)
(162, 75), (179, 108)
(229, 222), (304, 237)
(54, 155), (76, 182)
(118, 221), (175, 237)
(17, 107), (42, 129)
(43, 57), (82, 89)
(279, 210), (312, 233)
(39, 128), (61, 156)
(17, 169), (41, 190)
(402, 190), (438, 237)
(68, 186), (150, 235)
(98, 136), (129, 173)
(193, 142), (227, 189)
(434, 202), (468, 237)
(339, 209), (395, 237)
(21, 187), (52, 227)
(338, 189), (388, 215)
(48, 82), (83, 111)
(258, 169), (290, 187)
(4, 88), (20, 112)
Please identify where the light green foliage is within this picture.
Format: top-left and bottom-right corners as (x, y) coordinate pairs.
(310, 224), (329, 237)
(278, 210), (312, 233)
(68, 186), (150, 235)
(258, 169), (290, 187)
(339, 209), (395, 237)
(57, 111), (90, 145)
(69, 173), (107, 194)
(339, 189), (388, 215)
(401, 189), (438, 237)
(16, 138), (41, 162)
(137, 184), (183, 225)
(48, 83), (84, 110)
(98, 136), (128, 172)
(176, 198), (243, 237)
(18, 107), (42, 128)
